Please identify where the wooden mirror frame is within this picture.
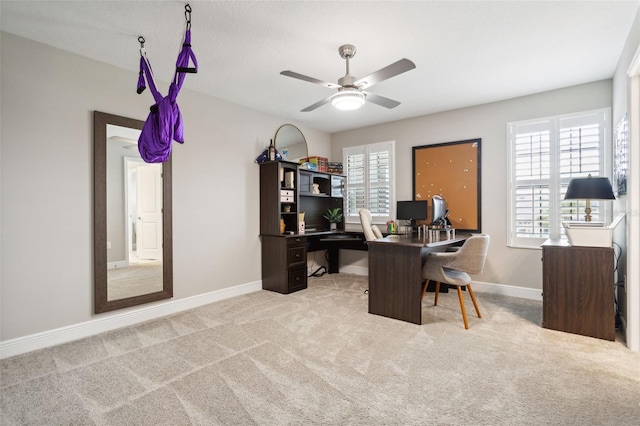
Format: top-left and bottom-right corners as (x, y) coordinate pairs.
(412, 138), (482, 232)
(93, 111), (173, 313)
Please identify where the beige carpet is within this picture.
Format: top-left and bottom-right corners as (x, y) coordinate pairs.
(107, 261), (163, 301)
(1, 273), (639, 425)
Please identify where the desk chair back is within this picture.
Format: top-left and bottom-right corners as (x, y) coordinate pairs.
(444, 234), (489, 275)
(422, 234), (490, 329)
(359, 209), (383, 241)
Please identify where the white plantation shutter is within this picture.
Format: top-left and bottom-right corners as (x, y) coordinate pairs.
(508, 109), (610, 247)
(344, 141), (395, 224)
(345, 146), (366, 218)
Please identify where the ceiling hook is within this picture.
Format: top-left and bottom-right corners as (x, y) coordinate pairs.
(138, 36), (145, 49)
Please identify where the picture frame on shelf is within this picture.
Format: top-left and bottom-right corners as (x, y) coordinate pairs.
(614, 114), (629, 196)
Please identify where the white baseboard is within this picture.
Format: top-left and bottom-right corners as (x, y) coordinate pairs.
(335, 268), (542, 301)
(0, 280), (262, 359)
(337, 265), (368, 276)
(471, 280), (543, 301)
(107, 260), (129, 270)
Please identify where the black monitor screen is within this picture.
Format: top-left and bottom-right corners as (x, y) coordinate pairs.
(396, 200), (428, 221)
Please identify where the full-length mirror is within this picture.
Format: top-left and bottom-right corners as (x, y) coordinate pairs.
(94, 111), (173, 313)
(274, 124), (308, 161)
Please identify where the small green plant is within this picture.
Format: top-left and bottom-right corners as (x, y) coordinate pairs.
(323, 208), (343, 223)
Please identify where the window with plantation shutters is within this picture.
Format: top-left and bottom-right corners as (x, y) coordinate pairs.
(343, 141), (395, 224)
(508, 109), (610, 248)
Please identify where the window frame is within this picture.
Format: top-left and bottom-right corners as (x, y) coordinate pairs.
(342, 141), (396, 225)
(507, 108), (611, 248)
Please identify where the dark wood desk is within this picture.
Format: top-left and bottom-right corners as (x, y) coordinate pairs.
(367, 235), (467, 325)
(307, 232), (367, 273)
(541, 239), (615, 340)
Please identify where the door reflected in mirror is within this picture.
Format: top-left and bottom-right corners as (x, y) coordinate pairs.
(107, 126), (163, 301)
(94, 112), (172, 313)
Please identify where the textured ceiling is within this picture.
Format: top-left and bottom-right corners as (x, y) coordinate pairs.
(2, 1), (638, 133)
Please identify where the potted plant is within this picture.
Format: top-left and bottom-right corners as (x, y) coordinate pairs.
(323, 208), (343, 231)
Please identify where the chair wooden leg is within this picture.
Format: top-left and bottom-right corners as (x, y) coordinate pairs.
(434, 282), (441, 306)
(456, 286), (470, 329)
(467, 283), (482, 318)
(421, 280), (428, 301)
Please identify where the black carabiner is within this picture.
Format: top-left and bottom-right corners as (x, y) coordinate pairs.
(138, 36), (145, 48)
(185, 4), (192, 31)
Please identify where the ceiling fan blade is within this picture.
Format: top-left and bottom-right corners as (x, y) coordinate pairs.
(280, 71), (341, 89)
(355, 58), (416, 89)
(301, 96), (333, 112)
(363, 92), (401, 109)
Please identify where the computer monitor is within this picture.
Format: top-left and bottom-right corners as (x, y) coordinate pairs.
(396, 200), (428, 227)
(431, 195), (449, 226)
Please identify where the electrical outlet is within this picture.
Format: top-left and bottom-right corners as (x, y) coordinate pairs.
(107, 241), (111, 250)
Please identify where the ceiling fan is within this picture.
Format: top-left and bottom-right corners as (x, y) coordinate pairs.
(281, 44), (416, 112)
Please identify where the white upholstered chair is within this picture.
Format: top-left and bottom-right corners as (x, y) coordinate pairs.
(359, 208), (383, 294)
(421, 234), (490, 329)
(359, 209), (383, 241)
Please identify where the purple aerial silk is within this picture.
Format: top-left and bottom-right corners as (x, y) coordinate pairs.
(137, 29), (197, 163)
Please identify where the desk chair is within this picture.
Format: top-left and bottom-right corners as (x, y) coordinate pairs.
(421, 234), (490, 329)
(359, 209), (383, 294)
(359, 209), (383, 241)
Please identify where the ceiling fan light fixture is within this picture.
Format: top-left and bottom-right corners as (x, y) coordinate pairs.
(331, 90), (365, 111)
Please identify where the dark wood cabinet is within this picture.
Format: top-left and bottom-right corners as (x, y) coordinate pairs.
(541, 240), (615, 341)
(259, 161), (300, 235)
(298, 172), (344, 233)
(261, 235), (307, 293)
(299, 171), (344, 197)
(259, 161), (345, 294)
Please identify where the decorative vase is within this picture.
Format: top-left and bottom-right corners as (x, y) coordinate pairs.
(330, 223), (337, 231)
(280, 218), (286, 234)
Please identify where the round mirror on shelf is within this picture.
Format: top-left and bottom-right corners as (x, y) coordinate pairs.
(274, 124), (308, 162)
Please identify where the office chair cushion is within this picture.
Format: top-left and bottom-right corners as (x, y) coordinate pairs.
(372, 225), (383, 239)
(442, 267), (471, 286)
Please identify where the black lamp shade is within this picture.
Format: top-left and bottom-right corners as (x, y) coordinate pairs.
(564, 176), (615, 200)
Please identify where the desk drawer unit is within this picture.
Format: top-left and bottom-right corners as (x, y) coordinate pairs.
(287, 245), (306, 268)
(280, 189), (295, 203)
(288, 268), (307, 292)
(287, 237), (307, 291)
(542, 241), (615, 340)
(261, 235), (307, 294)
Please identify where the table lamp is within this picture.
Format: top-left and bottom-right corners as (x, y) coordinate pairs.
(564, 174), (615, 222)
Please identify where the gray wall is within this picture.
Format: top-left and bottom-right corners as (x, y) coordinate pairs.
(611, 7), (640, 351)
(332, 81), (612, 290)
(0, 32), (330, 341)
